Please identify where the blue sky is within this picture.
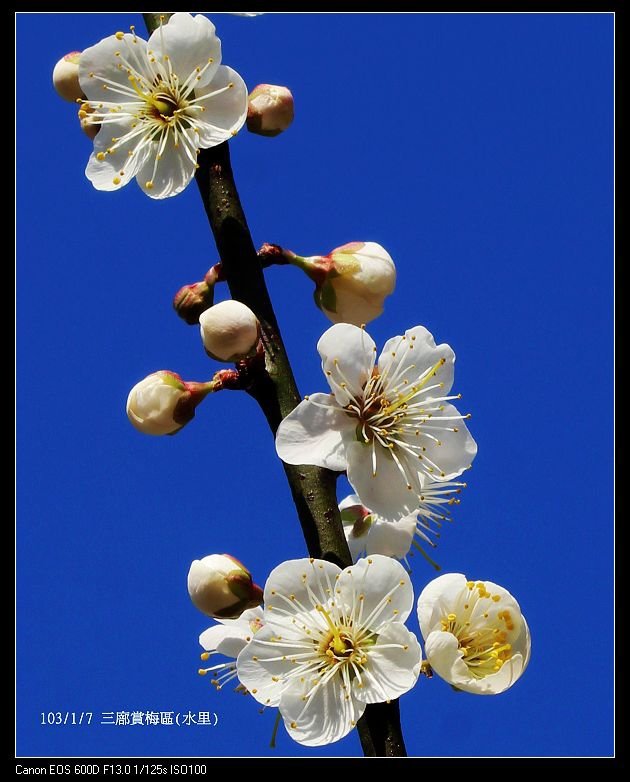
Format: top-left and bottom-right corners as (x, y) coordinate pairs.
(17, 12), (614, 758)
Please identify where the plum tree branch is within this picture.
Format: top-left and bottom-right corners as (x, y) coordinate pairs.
(142, 11), (407, 758)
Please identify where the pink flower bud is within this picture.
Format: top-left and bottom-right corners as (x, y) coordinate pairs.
(246, 84), (294, 137)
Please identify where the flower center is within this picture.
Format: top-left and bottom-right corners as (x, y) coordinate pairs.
(150, 90), (180, 118)
(440, 581), (515, 679)
(315, 605), (365, 667)
(353, 360), (446, 442)
(319, 629), (351, 658)
(347, 370), (396, 440)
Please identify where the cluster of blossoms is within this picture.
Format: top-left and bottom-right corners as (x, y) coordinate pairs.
(188, 555), (529, 745)
(55, 12), (530, 752)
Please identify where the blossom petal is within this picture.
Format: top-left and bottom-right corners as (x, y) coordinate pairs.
(199, 625), (253, 657)
(149, 13), (221, 89)
(191, 65), (248, 147)
(416, 573), (468, 639)
(469, 580), (526, 642)
(79, 33), (149, 102)
(240, 606), (264, 620)
(423, 629), (471, 686)
(336, 555), (414, 628)
(264, 558), (342, 629)
(237, 625), (300, 680)
(425, 628), (527, 695)
(135, 130), (197, 199)
(517, 615), (532, 670)
(366, 516), (417, 559)
(317, 324), (376, 406)
(482, 580), (523, 614)
(378, 325), (455, 396)
(346, 242), (397, 296)
(352, 622), (421, 704)
(466, 652), (526, 695)
(275, 394), (354, 470)
(235, 625), (288, 707)
(215, 634), (251, 658)
(199, 615), (257, 657)
(199, 624), (237, 653)
(281, 675), (365, 747)
(346, 441), (420, 519)
(324, 278), (384, 326)
(413, 403), (477, 480)
(85, 119), (152, 192)
(345, 530), (368, 562)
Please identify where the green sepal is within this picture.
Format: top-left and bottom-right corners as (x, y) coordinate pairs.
(320, 279), (337, 312)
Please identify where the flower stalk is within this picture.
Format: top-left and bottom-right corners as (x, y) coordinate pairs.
(143, 12), (407, 758)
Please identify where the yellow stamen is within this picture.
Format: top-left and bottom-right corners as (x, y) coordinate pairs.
(382, 358), (446, 416)
(316, 605), (347, 655)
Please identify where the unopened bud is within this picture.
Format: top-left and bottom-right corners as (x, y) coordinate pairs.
(316, 242), (396, 326)
(339, 495), (373, 540)
(199, 300), (261, 362)
(126, 371), (212, 436)
(53, 51), (84, 103)
(339, 494), (417, 562)
(246, 84), (294, 137)
(187, 554), (264, 619)
(174, 280), (215, 325)
(78, 103), (99, 140)
(281, 241), (396, 326)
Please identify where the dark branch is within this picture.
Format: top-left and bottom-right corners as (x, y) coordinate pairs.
(143, 11), (407, 757)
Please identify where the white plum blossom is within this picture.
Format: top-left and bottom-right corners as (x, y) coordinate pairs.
(339, 482), (464, 565)
(79, 13), (248, 199)
(198, 606), (265, 691)
(237, 556), (422, 747)
(276, 323), (477, 519)
(417, 573), (531, 695)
